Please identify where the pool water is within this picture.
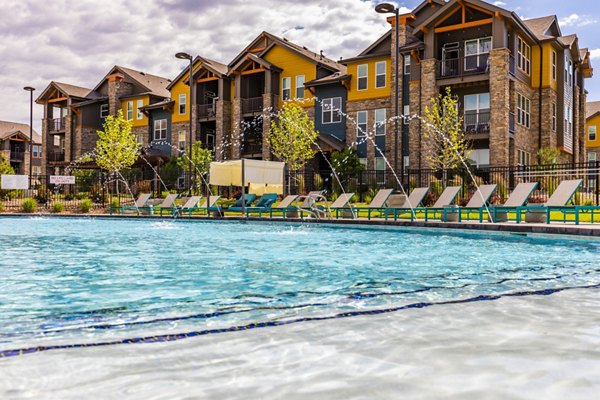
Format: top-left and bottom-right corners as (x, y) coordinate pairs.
(0, 217), (599, 354)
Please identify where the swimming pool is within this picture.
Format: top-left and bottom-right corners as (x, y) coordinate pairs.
(0, 216), (599, 357)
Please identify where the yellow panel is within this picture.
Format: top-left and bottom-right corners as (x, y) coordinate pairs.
(120, 95), (149, 127)
(532, 43), (557, 90)
(585, 115), (600, 148)
(262, 45), (317, 108)
(170, 59), (203, 123)
(346, 56), (391, 101)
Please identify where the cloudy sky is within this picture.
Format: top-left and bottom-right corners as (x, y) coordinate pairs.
(1, 0), (599, 133)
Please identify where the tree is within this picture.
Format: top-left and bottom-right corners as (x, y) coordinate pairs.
(537, 147), (559, 165)
(330, 148), (365, 194)
(266, 102), (318, 192)
(422, 87), (470, 185)
(177, 142), (213, 194)
(0, 154), (15, 197)
(94, 110), (140, 196)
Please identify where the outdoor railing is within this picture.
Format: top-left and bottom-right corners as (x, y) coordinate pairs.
(463, 111), (490, 134)
(197, 103), (216, 119)
(437, 54), (490, 79)
(47, 150), (65, 162)
(9, 151), (25, 162)
(241, 97), (263, 114)
(49, 117), (66, 132)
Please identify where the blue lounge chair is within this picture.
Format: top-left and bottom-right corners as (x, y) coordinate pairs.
(226, 193), (258, 212)
(245, 193), (279, 215)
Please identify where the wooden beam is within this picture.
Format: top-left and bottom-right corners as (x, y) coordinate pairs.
(462, 4), (466, 24)
(48, 96), (68, 103)
(434, 5), (461, 27)
(241, 68), (265, 75)
(466, 3), (494, 16)
(411, 49), (421, 64)
(196, 77), (219, 83)
(434, 18), (493, 33)
(495, 11), (502, 19)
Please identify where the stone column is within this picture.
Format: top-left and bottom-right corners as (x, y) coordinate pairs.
(488, 48), (511, 166)
(261, 93), (272, 160)
(408, 80), (421, 169)
(389, 23), (408, 171)
(540, 88), (558, 149)
(232, 98), (242, 159)
(419, 58), (437, 169)
(579, 89), (587, 163)
(64, 114), (72, 163)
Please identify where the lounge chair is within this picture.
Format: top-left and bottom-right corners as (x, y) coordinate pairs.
(170, 195), (202, 216)
(111, 193), (152, 215)
(267, 195), (300, 218)
(139, 193), (178, 216)
(413, 186), (461, 221)
(245, 193), (279, 215)
(187, 195), (221, 216)
(515, 179), (583, 223)
(293, 190), (324, 217)
(326, 193), (356, 219)
(350, 188), (394, 219)
(456, 184), (498, 222)
(386, 187), (430, 221)
(489, 182), (539, 222)
(226, 193), (258, 213)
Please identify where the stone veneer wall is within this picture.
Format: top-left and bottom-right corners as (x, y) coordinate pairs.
(132, 126), (149, 148)
(418, 59), (437, 169)
(345, 98), (391, 168)
(108, 80), (133, 116)
(408, 80), (421, 169)
(171, 122), (189, 157)
(489, 48), (511, 166)
(261, 93), (273, 160)
(511, 78), (539, 165)
(231, 99), (242, 159)
(215, 100), (232, 161)
(540, 87), (558, 149)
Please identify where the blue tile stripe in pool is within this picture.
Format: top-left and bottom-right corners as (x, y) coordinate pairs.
(1, 284), (598, 359)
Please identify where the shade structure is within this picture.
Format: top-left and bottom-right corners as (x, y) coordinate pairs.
(209, 159), (285, 194)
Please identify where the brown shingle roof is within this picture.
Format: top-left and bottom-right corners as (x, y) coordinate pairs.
(52, 82), (92, 99)
(305, 71), (349, 87)
(522, 16), (556, 40)
(117, 66), (171, 98)
(0, 120), (41, 143)
(586, 101), (600, 119)
(559, 34), (577, 47)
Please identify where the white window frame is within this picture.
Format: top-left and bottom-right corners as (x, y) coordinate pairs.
(375, 157), (386, 184)
(517, 149), (531, 166)
(178, 130), (186, 150)
(100, 104), (109, 118)
(282, 77), (291, 101)
(517, 36), (531, 75)
(552, 102), (557, 132)
(357, 64), (368, 91)
(464, 37), (492, 71)
(374, 109), (386, 136)
(375, 61), (386, 88)
(517, 93), (530, 128)
(179, 94), (187, 115)
(295, 75), (305, 99)
(589, 125), (597, 141)
(136, 99), (144, 120)
(357, 111), (368, 138)
(321, 97), (342, 124)
(565, 55), (569, 84)
(404, 56), (411, 75)
(403, 105), (410, 125)
(589, 152), (597, 162)
(551, 50), (557, 81)
(136, 135), (144, 146)
(153, 119), (167, 141)
(126, 101), (133, 120)
(569, 60), (573, 87)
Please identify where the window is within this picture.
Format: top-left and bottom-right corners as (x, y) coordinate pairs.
(53, 135), (60, 146)
(517, 93), (530, 128)
(136, 135), (144, 146)
(375, 157), (386, 184)
(517, 36), (531, 75)
(464, 37), (491, 71)
(403, 105), (410, 124)
(552, 103), (557, 132)
(589, 152), (597, 162)
(179, 94), (186, 114)
(153, 119), (167, 141)
(126, 101), (133, 120)
(517, 149), (531, 166)
(357, 64), (368, 90)
(375, 61), (386, 88)
(282, 77), (291, 101)
(32, 145), (39, 157)
(569, 60), (573, 87)
(100, 104), (109, 118)
(589, 125), (597, 141)
(357, 111), (367, 138)
(178, 130), (186, 150)
(464, 93), (490, 131)
(206, 133), (215, 151)
(136, 100), (144, 120)
(404, 56), (411, 75)
(295, 75), (305, 99)
(375, 109), (386, 136)
(551, 50), (557, 81)
(322, 97), (342, 124)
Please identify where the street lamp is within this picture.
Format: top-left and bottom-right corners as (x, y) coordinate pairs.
(23, 86), (35, 187)
(175, 52), (194, 195)
(375, 2), (403, 180)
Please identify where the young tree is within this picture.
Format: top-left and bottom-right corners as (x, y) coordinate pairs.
(330, 148), (365, 194)
(537, 147), (559, 165)
(266, 102), (318, 192)
(422, 87), (470, 186)
(177, 142), (213, 194)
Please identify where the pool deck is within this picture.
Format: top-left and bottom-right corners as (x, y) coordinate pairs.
(2, 212), (600, 237)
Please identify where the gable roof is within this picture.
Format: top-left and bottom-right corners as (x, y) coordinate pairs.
(304, 71), (350, 88)
(357, 30), (391, 57)
(412, 0), (446, 15)
(92, 66), (171, 98)
(0, 120), (41, 143)
(35, 81), (93, 103)
(586, 101), (600, 120)
(523, 16), (561, 41)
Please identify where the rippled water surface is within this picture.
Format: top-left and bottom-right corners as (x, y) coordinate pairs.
(0, 217), (599, 351)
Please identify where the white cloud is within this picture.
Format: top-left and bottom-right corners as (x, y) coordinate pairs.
(559, 14), (597, 28)
(0, 0), (411, 132)
(493, 1), (507, 6)
(589, 49), (600, 60)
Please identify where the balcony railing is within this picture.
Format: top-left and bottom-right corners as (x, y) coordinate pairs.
(48, 150), (65, 162)
(49, 117), (66, 132)
(197, 103), (216, 119)
(241, 97), (263, 114)
(10, 151), (25, 162)
(241, 142), (263, 155)
(437, 54), (490, 79)
(463, 111), (490, 134)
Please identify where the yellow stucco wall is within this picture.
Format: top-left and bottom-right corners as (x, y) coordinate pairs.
(170, 59), (203, 123)
(532, 43), (558, 91)
(345, 56), (391, 101)
(586, 114), (600, 150)
(121, 95), (149, 127)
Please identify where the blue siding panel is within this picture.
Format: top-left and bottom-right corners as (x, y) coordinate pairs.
(314, 84), (347, 143)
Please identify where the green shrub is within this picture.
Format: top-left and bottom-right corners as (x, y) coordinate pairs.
(583, 198), (594, 206)
(22, 198), (37, 213)
(496, 179), (508, 200)
(52, 202), (64, 213)
(75, 192), (88, 200)
(110, 198), (119, 208)
(64, 193), (75, 201)
(80, 199), (92, 213)
(430, 178), (443, 196)
(35, 188), (49, 204)
(313, 174), (323, 190)
(0, 203), (4, 213)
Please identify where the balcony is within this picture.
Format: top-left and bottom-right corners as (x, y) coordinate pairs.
(48, 150), (65, 162)
(197, 103), (216, 120)
(437, 54), (490, 79)
(464, 111), (490, 139)
(10, 151), (25, 162)
(49, 117), (66, 132)
(241, 142), (263, 156)
(241, 97), (263, 114)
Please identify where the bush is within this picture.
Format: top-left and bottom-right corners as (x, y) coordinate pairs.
(313, 173), (323, 191)
(110, 198), (119, 208)
(80, 199), (92, 213)
(22, 198), (37, 213)
(52, 202), (64, 213)
(35, 188), (49, 204)
(75, 192), (88, 200)
(430, 178), (443, 196)
(0, 203), (4, 213)
(64, 193), (75, 201)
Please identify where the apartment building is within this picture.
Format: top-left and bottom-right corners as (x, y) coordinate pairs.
(0, 120), (42, 176)
(585, 101), (600, 162)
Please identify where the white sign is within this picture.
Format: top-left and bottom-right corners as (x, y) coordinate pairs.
(1, 174), (29, 190)
(50, 175), (76, 185)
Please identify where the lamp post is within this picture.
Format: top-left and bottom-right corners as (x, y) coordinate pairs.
(375, 3), (403, 180)
(23, 86), (35, 187)
(175, 52), (194, 194)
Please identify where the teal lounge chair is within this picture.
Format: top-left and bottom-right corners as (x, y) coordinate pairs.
(326, 193), (356, 219)
(245, 193), (279, 215)
(226, 193), (258, 213)
(490, 182), (539, 222)
(267, 195), (300, 218)
(515, 179), (583, 224)
(414, 186), (461, 221)
(456, 184), (497, 222)
(111, 193), (151, 215)
(386, 187), (430, 221)
(350, 188), (394, 219)
(188, 195), (221, 216)
(139, 193), (178, 216)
